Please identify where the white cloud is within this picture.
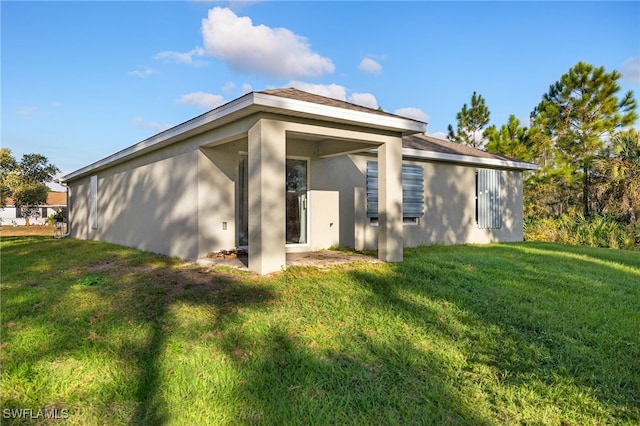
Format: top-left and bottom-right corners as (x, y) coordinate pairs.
(359, 57), (382, 74)
(429, 131), (448, 140)
(349, 92), (378, 109)
(286, 82), (379, 110)
(241, 83), (253, 94)
(17, 106), (38, 116)
(52, 101), (62, 108)
(286, 82), (382, 111)
(621, 56), (640, 84)
(394, 107), (429, 123)
(128, 66), (156, 78)
(177, 91), (226, 109)
(131, 116), (172, 133)
(154, 47), (207, 67)
(288, 81), (347, 101)
(201, 7), (335, 79)
(148, 121), (173, 133)
(222, 82), (236, 93)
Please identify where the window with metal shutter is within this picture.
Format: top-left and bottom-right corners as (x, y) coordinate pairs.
(90, 175), (98, 229)
(476, 169), (502, 229)
(366, 161), (424, 219)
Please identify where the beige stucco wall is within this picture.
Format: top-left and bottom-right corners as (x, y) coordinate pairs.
(314, 154), (524, 251)
(199, 144), (240, 255)
(68, 118), (255, 260)
(67, 113), (405, 267)
(69, 147), (200, 259)
(67, 110), (524, 266)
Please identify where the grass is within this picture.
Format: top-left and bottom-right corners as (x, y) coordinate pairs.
(0, 225), (56, 238)
(1, 229), (639, 425)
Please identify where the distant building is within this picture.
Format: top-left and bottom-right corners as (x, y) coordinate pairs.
(1, 192), (67, 225)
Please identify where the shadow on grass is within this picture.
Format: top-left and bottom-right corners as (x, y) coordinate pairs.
(2, 237), (639, 424)
(348, 243), (640, 422)
(123, 265), (274, 424)
(217, 324), (491, 425)
(1, 237), (494, 424)
(1, 237), (275, 424)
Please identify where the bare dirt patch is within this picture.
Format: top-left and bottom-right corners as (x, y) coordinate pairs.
(0, 225), (54, 237)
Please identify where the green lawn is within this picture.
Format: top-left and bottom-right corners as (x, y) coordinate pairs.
(1, 235), (639, 425)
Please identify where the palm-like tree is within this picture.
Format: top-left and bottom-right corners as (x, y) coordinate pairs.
(592, 129), (640, 221)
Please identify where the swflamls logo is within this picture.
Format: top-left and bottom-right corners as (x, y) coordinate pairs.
(2, 408), (70, 419)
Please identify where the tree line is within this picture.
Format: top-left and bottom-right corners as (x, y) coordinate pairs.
(447, 61), (638, 239)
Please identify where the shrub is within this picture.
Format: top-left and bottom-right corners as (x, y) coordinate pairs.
(524, 214), (637, 250)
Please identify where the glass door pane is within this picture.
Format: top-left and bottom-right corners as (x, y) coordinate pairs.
(238, 156), (248, 246)
(286, 159), (308, 244)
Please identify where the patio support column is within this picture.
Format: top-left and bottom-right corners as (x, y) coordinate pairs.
(377, 137), (403, 262)
(247, 118), (287, 274)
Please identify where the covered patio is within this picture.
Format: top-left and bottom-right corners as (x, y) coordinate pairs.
(196, 89), (426, 274)
(60, 88), (426, 275)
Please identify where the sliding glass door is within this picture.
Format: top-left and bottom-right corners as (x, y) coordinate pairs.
(238, 156), (308, 247)
(286, 159), (308, 245)
(238, 156), (249, 247)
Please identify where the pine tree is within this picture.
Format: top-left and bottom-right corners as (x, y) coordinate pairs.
(531, 61), (637, 217)
(447, 91), (490, 148)
(484, 115), (532, 161)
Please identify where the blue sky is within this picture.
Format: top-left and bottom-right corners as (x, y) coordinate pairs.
(3, 1), (639, 180)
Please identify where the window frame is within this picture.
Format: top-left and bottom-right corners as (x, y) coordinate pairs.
(366, 161), (424, 226)
(90, 175), (98, 230)
(285, 156), (310, 247)
(369, 217), (419, 226)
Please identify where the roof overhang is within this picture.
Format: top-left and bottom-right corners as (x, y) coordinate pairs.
(250, 92), (426, 135)
(60, 91), (426, 182)
(402, 148), (538, 171)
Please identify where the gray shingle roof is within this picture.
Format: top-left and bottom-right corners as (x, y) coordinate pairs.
(261, 88), (531, 166)
(259, 87), (425, 124)
(402, 133), (522, 162)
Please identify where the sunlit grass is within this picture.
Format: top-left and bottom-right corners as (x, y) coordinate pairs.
(1, 235), (639, 425)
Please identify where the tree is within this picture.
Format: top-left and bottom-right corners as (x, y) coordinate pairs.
(592, 128), (640, 221)
(531, 61), (637, 217)
(484, 115), (533, 161)
(0, 148), (18, 208)
(19, 153), (60, 183)
(482, 116), (579, 217)
(1, 152), (60, 224)
(483, 115), (568, 217)
(447, 91), (491, 148)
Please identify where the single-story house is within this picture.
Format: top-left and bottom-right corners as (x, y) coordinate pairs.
(59, 88), (536, 274)
(1, 191), (67, 226)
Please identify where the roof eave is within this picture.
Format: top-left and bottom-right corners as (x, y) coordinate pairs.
(402, 148), (538, 170)
(61, 91), (426, 183)
(252, 92), (426, 135)
(60, 93), (257, 182)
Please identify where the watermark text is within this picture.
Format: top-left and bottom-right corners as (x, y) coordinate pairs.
(3, 407), (70, 420)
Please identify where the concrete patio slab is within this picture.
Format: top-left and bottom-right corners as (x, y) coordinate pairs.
(197, 250), (381, 272)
